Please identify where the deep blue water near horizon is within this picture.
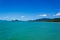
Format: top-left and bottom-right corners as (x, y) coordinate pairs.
(0, 21), (60, 40)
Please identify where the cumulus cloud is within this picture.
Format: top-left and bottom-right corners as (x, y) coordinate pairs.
(20, 16), (25, 18)
(53, 12), (60, 16)
(39, 14), (47, 16)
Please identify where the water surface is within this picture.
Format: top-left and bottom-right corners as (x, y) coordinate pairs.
(0, 22), (60, 40)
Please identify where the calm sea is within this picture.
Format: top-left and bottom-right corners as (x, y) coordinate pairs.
(0, 21), (60, 40)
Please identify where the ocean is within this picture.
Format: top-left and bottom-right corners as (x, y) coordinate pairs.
(0, 21), (60, 40)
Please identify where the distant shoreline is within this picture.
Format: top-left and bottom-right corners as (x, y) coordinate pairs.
(28, 18), (60, 22)
(0, 18), (60, 22)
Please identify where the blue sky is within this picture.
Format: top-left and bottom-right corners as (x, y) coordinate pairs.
(0, 0), (60, 20)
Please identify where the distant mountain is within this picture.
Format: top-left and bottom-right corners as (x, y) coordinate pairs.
(11, 20), (23, 22)
(28, 18), (60, 22)
(35, 18), (50, 21)
(0, 18), (60, 22)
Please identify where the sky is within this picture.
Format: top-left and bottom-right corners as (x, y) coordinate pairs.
(0, 0), (60, 20)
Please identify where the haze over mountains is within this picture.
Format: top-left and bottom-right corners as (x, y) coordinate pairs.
(0, 18), (60, 22)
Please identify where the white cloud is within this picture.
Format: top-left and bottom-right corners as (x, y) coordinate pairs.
(39, 14), (47, 16)
(53, 12), (60, 16)
(20, 16), (25, 18)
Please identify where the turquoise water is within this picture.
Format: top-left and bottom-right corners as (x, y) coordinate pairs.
(0, 22), (60, 40)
